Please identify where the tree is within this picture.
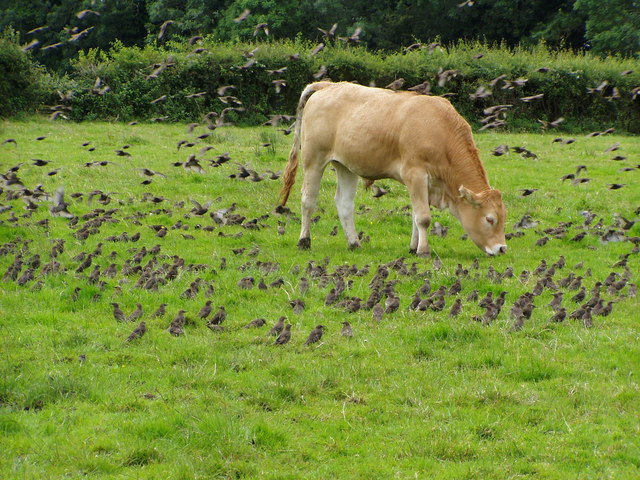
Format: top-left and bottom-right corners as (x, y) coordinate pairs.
(574, 0), (640, 56)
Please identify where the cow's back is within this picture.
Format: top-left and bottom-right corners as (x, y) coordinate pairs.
(300, 82), (473, 181)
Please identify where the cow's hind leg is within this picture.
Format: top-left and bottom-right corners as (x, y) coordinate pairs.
(404, 170), (431, 257)
(409, 215), (419, 254)
(298, 164), (325, 249)
(333, 162), (360, 249)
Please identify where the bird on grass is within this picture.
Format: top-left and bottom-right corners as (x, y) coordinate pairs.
(111, 303), (126, 322)
(127, 304), (143, 322)
(341, 321), (353, 337)
(268, 317), (286, 336)
(197, 300), (213, 320)
(152, 304), (167, 317)
(274, 324), (292, 345)
(207, 306), (226, 325)
(126, 321), (146, 342)
(372, 303), (384, 322)
(243, 318), (266, 329)
(168, 310), (186, 336)
(305, 325), (325, 345)
(549, 308), (567, 323)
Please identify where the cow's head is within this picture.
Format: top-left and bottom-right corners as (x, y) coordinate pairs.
(457, 185), (507, 256)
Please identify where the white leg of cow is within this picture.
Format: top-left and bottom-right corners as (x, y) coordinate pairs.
(404, 172), (432, 257)
(333, 163), (361, 249)
(409, 214), (419, 253)
(298, 166), (325, 249)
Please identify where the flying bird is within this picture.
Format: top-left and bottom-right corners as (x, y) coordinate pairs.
(234, 9), (251, 23)
(49, 187), (74, 218)
(158, 20), (175, 40)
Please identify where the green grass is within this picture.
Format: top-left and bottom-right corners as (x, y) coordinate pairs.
(0, 118), (639, 479)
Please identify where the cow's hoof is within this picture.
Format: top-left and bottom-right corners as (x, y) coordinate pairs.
(416, 250), (431, 258)
(409, 247), (417, 254)
(297, 238), (311, 250)
(348, 242), (361, 250)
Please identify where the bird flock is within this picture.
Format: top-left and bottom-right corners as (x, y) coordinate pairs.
(3, 6), (639, 351)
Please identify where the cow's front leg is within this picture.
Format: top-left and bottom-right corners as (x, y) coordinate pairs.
(298, 166), (324, 249)
(404, 171), (431, 257)
(334, 163), (360, 249)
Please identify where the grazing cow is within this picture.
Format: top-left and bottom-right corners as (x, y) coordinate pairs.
(279, 81), (507, 257)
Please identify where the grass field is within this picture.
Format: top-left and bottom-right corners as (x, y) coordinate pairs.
(1, 118), (639, 479)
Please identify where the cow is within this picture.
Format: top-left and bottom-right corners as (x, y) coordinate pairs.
(279, 81), (507, 257)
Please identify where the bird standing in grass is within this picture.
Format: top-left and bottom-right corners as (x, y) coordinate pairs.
(197, 300), (213, 320)
(305, 325), (325, 345)
(208, 306), (226, 325)
(341, 321), (353, 337)
(274, 324), (292, 345)
(268, 316), (285, 336)
(111, 303), (126, 322)
(127, 303), (143, 322)
(126, 321), (147, 342)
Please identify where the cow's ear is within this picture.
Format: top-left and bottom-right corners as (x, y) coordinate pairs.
(459, 185), (481, 207)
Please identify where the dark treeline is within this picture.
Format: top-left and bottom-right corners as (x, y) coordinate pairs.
(1, 0), (638, 73)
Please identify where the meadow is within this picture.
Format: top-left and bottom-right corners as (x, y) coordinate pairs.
(0, 118), (639, 479)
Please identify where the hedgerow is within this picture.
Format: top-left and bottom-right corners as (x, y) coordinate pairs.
(5, 34), (640, 132)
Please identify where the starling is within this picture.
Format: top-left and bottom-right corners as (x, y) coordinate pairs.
(208, 306), (226, 325)
(547, 292), (563, 311)
(274, 324), (292, 345)
(431, 296), (446, 312)
(341, 321), (353, 337)
(243, 318), (266, 329)
(290, 299), (305, 314)
(299, 277), (309, 294)
(49, 187), (73, 218)
(126, 321), (147, 342)
(448, 279), (462, 296)
(324, 288), (339, 306)
(152, 303), (167, 317)
(127, 303), (143, 322)
(268, 317), (286, 336)
(549, 308), (566, 322)
(478, 292), (493, 308)
(384, 294), (400, 314)
(197, 300), (213, 319)
(16, 268), (34, 286)
(372, 303), (384, 322)
(237, 276), (254, 289)
(571, 287), (586, 303)
(372, 184), (388, 198)
(168, 310), (186, 336)
(305, 325), (325, 345)
(466, 289), (479, 302)
(111, 302), (126, 322)
(449, 298), (462, 317)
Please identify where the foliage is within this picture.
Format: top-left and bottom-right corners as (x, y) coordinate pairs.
(0, 0), (636, 77)
(0, 28), (48, 117)
(60, 39), (640, 132)
(574, 0), (640, 56)
(0, 120), (638, 478)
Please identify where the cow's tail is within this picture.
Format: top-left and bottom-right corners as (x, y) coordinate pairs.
(279, 82), (334, 206)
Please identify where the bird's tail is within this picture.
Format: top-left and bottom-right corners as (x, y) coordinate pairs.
(279, 81), (334, 206)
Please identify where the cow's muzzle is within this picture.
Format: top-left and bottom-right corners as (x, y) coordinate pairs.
(485, 244), (507, 256)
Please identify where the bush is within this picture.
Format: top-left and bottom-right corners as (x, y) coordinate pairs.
(35, 38), (640, 132)
(0, 28), (48, 117)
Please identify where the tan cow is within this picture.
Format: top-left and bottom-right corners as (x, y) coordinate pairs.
(279, 81), (507, 257)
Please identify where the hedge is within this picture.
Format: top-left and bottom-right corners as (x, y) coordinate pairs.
(4, 34), (640, 132)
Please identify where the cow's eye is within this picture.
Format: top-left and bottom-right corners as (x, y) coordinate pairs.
(485, 215), (495, 225)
